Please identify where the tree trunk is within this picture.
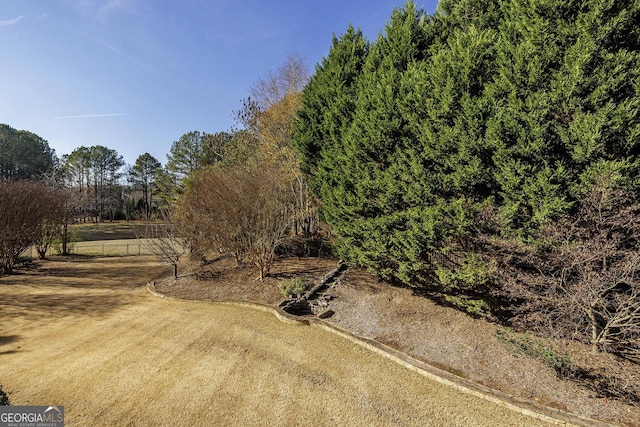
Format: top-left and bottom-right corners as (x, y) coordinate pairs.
(62, 223), (69, 255)
(589, 306), (600, 353)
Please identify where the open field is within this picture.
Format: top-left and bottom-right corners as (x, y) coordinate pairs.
(23, 238), (159, 258)
(161, 257), (640, 426)
(21, 221), (176, 257)
(0, 256), (560, 426)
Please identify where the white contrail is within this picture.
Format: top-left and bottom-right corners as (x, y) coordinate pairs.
(54, 113), (128, 119)
(0, 15), (26, 27)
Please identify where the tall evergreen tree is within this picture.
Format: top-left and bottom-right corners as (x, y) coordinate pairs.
(61, 145), (124, 221)
(294, 0), (640, 297)
(166, 131), (208, 181)
(0, 124), (57, 181)
(130, 153), (161, 219)
(486, 0), (640, 235)
(315, 2), (432, 280)
(293, 25), (369, 187)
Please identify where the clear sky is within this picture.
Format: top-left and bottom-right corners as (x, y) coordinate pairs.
(2, 0), (439, 166)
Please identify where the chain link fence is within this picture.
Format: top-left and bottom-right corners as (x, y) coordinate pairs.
(22, 239), (157, 258)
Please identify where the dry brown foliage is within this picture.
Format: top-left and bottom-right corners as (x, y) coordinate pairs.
(235, 54), (319, 237)
(492, 183), (640, 359)
(177, 164), (294, 280)
(0, 180), (64, 272)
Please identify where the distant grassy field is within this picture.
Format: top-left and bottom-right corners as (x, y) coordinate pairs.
(62, 239), (156, 256)
(23, 222), (162, 258)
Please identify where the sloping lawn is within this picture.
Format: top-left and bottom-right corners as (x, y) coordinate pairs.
(0, 256), (555, 426)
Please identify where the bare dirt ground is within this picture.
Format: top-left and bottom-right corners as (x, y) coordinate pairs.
(157, 256), (640, 427)
(1, 256), (560, 426)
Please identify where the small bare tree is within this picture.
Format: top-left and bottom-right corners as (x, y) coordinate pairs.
(136, 219), (188, 279)
(547, 183), (640, 355)
(33, 188), (69, 259)
(33, 219), (61, 259)
(0, 180), (61, 273)
(493, 178), (640, 357)
(177, 164), (294, 280)
(235, 167), (294, 279)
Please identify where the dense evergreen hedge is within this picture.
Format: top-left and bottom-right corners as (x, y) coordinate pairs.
(293, 0), (640, 293)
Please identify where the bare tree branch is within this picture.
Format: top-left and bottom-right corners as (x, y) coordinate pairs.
(135, 219), (188, 279)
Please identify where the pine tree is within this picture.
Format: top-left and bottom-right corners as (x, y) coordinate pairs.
(293, 25), (369, 191)
(317, 2), (432, 280)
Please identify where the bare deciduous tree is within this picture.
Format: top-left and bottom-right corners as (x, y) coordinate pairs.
(32, 187), (70, 259)
(235, 53), (319, 238)
(136, 217), (188, 279)
(33, 219), (61, 260)
(0, 180), (62, 273)
(547, 184), (640, 355)
(493, 177), (640, 358)
(177, 164), (294, 280)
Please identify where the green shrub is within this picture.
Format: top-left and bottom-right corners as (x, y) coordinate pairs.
(17, 255), (33, 265)
(444, 295), (488, 316)
(278, 277), (306, 298)
(0, 384), (10, 405)
(495, 328), (576, 378)
(435, 253), (491, 293)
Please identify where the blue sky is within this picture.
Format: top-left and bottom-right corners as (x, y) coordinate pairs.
(2, 0), (438, 166)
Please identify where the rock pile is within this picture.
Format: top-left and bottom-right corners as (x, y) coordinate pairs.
(280, 261), (348, 317)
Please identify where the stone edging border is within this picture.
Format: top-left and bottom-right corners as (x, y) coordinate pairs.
(146, 282), (617, 427)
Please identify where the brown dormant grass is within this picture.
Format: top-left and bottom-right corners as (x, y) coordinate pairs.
(0, 256), (556, 426)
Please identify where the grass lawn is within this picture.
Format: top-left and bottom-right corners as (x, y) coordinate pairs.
(0, 256), (557, 426)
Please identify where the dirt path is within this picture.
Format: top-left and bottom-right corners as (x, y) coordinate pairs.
(1, 257), (560, 426)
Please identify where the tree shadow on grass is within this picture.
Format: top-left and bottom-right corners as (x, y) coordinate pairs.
(0, 335), (21, 356)
(28, 266), (154, 290)
(0, 335), (19, 346)
(0, 291), (139, 321)
(4, 256), (164, 292)
(1, 257), (153, 321)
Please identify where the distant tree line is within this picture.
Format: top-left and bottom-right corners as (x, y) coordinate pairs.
(0, 110), (308, 280)
(0, 124), (57, 181)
